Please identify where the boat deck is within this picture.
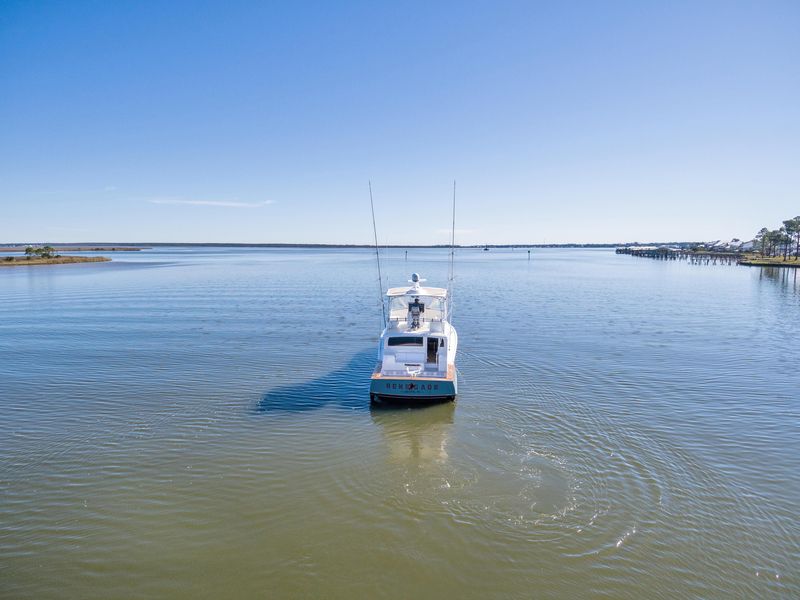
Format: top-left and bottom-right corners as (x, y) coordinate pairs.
(371, 363), (456, 381)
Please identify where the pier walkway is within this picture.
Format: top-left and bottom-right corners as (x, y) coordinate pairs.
(615, 247), (740, 265)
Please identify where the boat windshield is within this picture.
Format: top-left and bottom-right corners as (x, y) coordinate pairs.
(388, 296), (445, 321)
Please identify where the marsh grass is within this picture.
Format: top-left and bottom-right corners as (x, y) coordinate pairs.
(0, 256), (111, 267)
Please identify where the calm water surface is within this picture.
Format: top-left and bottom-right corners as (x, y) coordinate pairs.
(1, 248), (798, 599)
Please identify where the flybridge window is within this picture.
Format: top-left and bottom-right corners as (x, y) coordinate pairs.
(387, 296), (446, 321)
(387, 337), (424, 346)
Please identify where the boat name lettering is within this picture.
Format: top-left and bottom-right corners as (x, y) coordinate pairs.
(384, 383), (439, 392)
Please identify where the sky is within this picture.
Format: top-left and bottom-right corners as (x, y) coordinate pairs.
(1, 1), (798, 245)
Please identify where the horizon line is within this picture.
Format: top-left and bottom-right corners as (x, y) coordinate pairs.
(0, 241), (713, 249)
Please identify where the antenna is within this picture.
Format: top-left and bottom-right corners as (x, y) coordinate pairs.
(369, 181), (387, 326)
(448, 180), (456, 320)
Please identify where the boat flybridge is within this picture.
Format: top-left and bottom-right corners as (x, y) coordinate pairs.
(370, 273), (458, 403)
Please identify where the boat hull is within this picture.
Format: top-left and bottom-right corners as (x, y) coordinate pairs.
(370, 368), (457, 404)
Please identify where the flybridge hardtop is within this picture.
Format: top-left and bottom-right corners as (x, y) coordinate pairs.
(370, 273), (458, 403)
(385, 276), (448, 325)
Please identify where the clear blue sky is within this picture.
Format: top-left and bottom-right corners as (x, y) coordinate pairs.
(1, 1), (798, 244)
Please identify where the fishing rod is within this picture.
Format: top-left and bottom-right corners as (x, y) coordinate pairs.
(369, 181), (387, 327)
(448, 180), (456, 321)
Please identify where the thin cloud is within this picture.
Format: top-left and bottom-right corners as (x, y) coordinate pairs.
(436, 228), (475, 235)
(148, 198), (274, 208)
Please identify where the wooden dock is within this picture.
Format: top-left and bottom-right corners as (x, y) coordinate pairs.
(615, 247), (740, 265)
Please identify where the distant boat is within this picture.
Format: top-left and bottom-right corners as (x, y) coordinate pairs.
(370, 273), (458, 403)
(483, 245), (490, 251)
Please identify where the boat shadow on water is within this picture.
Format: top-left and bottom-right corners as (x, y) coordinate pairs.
(255, 349), (456, 414)
(255, 350), (376, 414)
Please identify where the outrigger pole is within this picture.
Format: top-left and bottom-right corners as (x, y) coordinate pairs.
(369, 181), (387, 327)
(448, 180), (456, 320)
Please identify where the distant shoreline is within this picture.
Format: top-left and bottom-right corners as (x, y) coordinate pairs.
(738, 256), (800, 268)
(0, 242), (700, 250)
(0, 246), (146, 253)
(1, 256), (111, 267)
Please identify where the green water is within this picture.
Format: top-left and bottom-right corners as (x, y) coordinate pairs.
(1, 248), (797, 598)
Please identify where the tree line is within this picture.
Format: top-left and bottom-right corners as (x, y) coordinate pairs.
(24, 245), (59, 259)
(755, 217), (800, 260)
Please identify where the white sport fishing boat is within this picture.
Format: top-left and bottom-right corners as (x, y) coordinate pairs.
(370, 273), (458, 403)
